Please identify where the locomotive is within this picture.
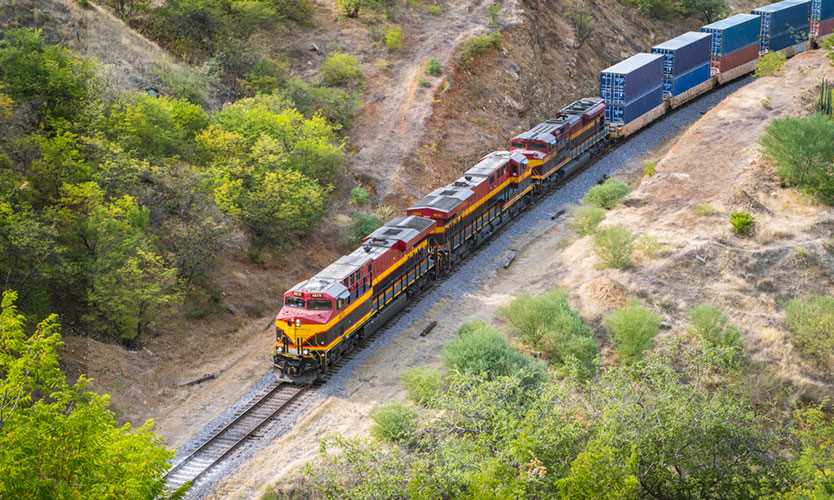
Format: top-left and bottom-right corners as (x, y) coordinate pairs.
(274, 0), (833, 380)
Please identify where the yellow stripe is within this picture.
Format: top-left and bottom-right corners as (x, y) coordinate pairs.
(532, 155), (571, 180)
(504, 185), (534, 209)
(428, 177), (512, 235)
(568, 120), (597, 140)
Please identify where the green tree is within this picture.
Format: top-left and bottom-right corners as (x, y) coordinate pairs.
(681, 0), (728, 23)
(0, 28), (96, 129)
(788, 407), (834, 497)
(0, 291), (172, 498)
(557, 440), (639, 499)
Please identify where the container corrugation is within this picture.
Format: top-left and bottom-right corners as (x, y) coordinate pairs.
(665, 62), (711, 96)
(754, 0), (812, 51)
(811, 0), (834, 20)
(701, 14), (761, 55)
(606, 85), (663, 124)
(599, 53), (664, 104)
(713, 42), (760, 72)
(651, 32), (712, 77)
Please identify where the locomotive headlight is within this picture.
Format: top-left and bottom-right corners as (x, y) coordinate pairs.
(303, 349), (309, 355)
(277, 346), (283, 353)
(295, 319), (301, 327)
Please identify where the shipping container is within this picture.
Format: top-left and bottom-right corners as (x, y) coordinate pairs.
(713, 42), (760, 72)
(599, 53), (664, 105)
(666, 62), (711, 96)
(651, 32), (712, 78)
(606, 85), (663, 124)
(753, 0), (811, 52)
(820, 17), (834, 35)
(811, 0), (834, 20)
(701, 14), (761, 55)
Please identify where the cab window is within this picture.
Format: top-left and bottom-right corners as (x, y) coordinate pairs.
(308, 299), (332, 310)
(285, 297), (305, 308)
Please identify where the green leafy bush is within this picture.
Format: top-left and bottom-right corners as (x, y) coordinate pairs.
(593, 225), (635, 269)
(336, 0), (362, 17)
(241, 58), (289, 96)
(384, 25), (404, 50)
(755, 51), (787, 78)
(570, 205), (605, 236)
(401, 367), (442, 407)
(351, 185), (370, 205)
(688, 304), (743, 369)
(370, 403), (418, 443)
(152, 58), (217, 105)
(283, 76), (360, 128)
(499, 289), (597, 380)
(761, 114), (834, 205)
(729, 211), (755, 236)
(426, 58), (442, 77)
(785, 295), (834, 367)
(604, 301), (661, 364)
(681, 0), (729, 23)
(442, 321), (545, 383)
(321, 52), (364, 87)
(583, 179), (630, 209)
(346, 212), (382, 247)
(459, 32), (502, 66)
(643, 160), (656, 177)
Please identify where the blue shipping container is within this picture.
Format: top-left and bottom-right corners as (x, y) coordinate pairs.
(753, 0), (811, 51)
(665, 62), (711, 96)
(701, 14), (761, 56)
(599, 53), (663, 105)
(606, 86), (663, 124)
(804, 0), (833, 21)
(652, 32), (712, 77)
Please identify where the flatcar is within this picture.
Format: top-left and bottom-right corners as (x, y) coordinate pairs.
(273, 1), (833, 380)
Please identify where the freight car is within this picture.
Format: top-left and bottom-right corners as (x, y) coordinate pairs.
(273, 1), (833, 380)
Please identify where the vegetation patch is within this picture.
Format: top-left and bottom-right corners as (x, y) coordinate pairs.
(583, 179), (630, 209)
(729, 211), (755, 236)
(459, 32), (502, 67)
(604, 301), (661, 364)
(785, 295), (834, 368)
(384, 25), (404, 50)
(688, 304), (744, 369)
(346, 212), (383, 247)
(401, 367), (442, 407)
(321, 52), (364, 87)
(755, 51), (787, 78)
(370, 403), (418, 443)
(426, 58), (443, 77)
(569, 205), (606, 236)
(593, 225), (636, 269)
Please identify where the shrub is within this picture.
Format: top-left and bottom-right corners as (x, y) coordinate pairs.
(499, 289), (598, 380)
(426, 3), (442, 15)
(347, 212), (382, 246)
(442, 321), (545, 383)
(785, 295), (834, 366)
(643, 160), (657, 177)
(681, 0), (729, 23)
(634, 234), (662, 260)
(604, 301), (661, 364)
(729, 211), (755, 236)
(336, 0), (362, 17)
(487, 2), (500, 27)
(689, 304), (743, 368)
(760, 114), (834, 205)
(418, 78), (431, 88)
(152, 58), (217, 105)
(459, 32), (502, 66)
(283, 76), (360, 128)
(321, 52), (363, 87)
(370, 403), (417, 443)
(401, 367), (442, 407)
(755, 51), (787, 78)
(567, 9), (594, 48)
(823, 36), (834, 65)
(593, 225), (635, 269)
(351, 185), (370, 205)
(570, 205), (605, 236)
(241, 58), (289, 96)
(583, 179), (630, 209)
(426, 58), (442, 77)
(384, 25), (404, 50)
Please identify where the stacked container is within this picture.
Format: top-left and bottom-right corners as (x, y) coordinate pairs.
(701, 14), (761, 73)
(651, 32), (712, 97)
(752, 0), (811, 52)
(810, 0), (834, 37)
(599, 53), (664, 125)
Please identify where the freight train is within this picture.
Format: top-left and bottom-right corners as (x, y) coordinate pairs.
(273, 0), (834, 380)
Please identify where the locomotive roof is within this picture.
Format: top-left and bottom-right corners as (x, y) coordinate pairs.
(409, 184), (475, 213)
(365, 215), (434, 246)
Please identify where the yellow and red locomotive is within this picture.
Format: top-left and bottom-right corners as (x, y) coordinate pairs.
(274, 97), (608, 379)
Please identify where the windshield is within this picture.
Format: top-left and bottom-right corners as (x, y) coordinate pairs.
(284, 297), (305, 308)
(308, 299), (332, 311)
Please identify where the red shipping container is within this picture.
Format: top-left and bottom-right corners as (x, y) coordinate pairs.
(819, 18), (834, 37)
(713, 43), (759, 73)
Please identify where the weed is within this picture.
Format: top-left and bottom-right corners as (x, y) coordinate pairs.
(689, 304), (743, 369)
(321, 52), (363, 87)
(785, 295), (834, 367)
(336, 0), (362, 17)
(569, 205), (606, 236)
(459, 32), (502, 66)
(593, 225), (635, 269)
(643, 160), (657, 177)
(350, 185), (370, 205)
(755, 51), (786, 78)
(604, 300), (661, 364)
(384, 25), (403, 50)
(370, 403), (417, 443)
(426, 3), (442, 15)
(634, 234), (662, 260)
(418, 78), (431, 88)
(584, 179), (630, 209)
(729, 211), (754, 236)
(401, 367), (442, 407)
(426, 58), (442, 77)
(488, 2), (501, 27)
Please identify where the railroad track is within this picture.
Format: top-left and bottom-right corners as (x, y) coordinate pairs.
(164, 382), (307, 491)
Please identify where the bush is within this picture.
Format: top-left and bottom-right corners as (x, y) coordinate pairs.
(442, 321), (545, 383)
(336, 0), (362, 17)
(729, 211), (755, 236)
(634, 234), (662, 260)
(499, 289), (598, 380)
(681, 0), (729, 23)
(459, 32), (502, 66)
(384, 25), (404, 50)
(593, 225), (635, 269)
(824, 36), (834, 65)
(401, 367), (441, 407)
(347, 212), (382, 246)
(689, 304), (743, 368)
(785, 295), (834, 366)
(643, 160), (657, 177)
(755, 51), (787, 78)
(604, 301), (661, 364)
(426, 4), (442, 15)
(351, 185), (370, 205)
(426, 58), (442, 77)
(241, 58), (289, 96)
(487, 2), (500, 26)
(760, 114), (834, 205)
(321, 52), (363, 87)
(570, 205), (605, 236)
(583, 179), (630, 209)
(283, 76), (360, 128)
(370, 403), (418, 443)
